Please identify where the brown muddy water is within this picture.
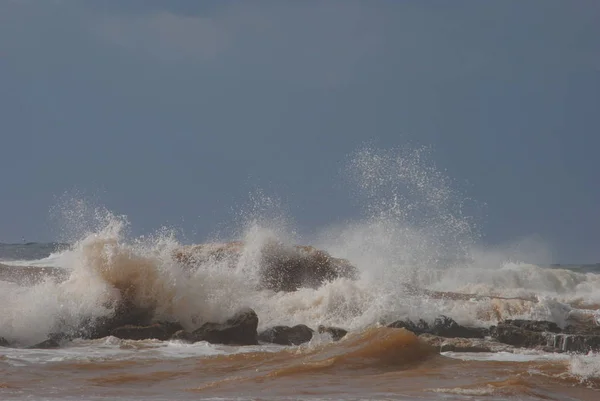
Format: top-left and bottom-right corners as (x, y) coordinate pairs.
(1, 327), (599, 401)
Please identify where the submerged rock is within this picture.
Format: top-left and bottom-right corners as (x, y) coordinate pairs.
(192, 308), (259, 345)
(173, 241), (358, 292)
(111, 322), (183, 341)
(318, 325), (348, 341)
(258, 324), (314, 345)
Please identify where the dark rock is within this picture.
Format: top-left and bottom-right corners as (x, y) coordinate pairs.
(170, 330), (196, 343)
(503, 319), (561, 334)
(550, 333), (600, 353)
(110, 322), (183, 341)
(174, 242), (358, 292)
(387, 316), (486, 339)
(418, 333), (512, 353)
(0, 337), (9, 347)
(258, 324), (314, 345)
(387, 319), (430, 334)
(318, 325), (347, 341)
(192, 308), (259, 345)
(430, 316), (488, 339)
(489, 324), (548, 348)
(82, 302), (155, 340)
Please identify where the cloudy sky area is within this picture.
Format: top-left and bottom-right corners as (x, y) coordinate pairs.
(1, 1), (598, 262)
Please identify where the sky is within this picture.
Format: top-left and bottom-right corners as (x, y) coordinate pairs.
(0, 0), (598, 263)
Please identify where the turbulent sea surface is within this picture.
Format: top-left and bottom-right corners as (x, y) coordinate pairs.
(1, 148), (600, 400)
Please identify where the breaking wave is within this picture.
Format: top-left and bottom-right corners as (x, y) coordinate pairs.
(0, 146), (599, 347)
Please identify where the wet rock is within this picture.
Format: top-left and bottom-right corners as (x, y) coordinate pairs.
(503, 319), (561, 334)
(111, 322), (183, 341)
(418, 334), (495, 353)
(192, 308), (259, 345)
(387, 316), (486, 339)
(387, 319), (430, 334)
(550, 333), (600, 353)
(0, 337), (9, 347)
(83, 302), (155, 340)
(174, 242), (358, 292)
(489, 323), (548, 348)
(318, 325), (348, 341)
(430, 316), (488, 339)
(258, 324), (314, 345)
(260, 243), (357, 292)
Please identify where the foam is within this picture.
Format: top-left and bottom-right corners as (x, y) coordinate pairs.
(1, 147), (599, 347)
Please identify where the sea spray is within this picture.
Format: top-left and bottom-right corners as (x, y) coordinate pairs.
(1, 146), (596, 346)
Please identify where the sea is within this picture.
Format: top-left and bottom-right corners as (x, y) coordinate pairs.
(1, 147), (599, 400)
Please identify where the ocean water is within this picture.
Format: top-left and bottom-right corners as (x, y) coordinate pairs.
(1, 147), (599, 400)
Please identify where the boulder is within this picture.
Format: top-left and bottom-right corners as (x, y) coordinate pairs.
(387, 316), (486, 339)
(387, 318), (430, 334)
(0, 337), (9, 347)
(318, 325), (348, 341)
(430, 316), (488, 338)
(192, 308), (259, 345)
(81, 301), (155, 340)
(258, 324), (314, 345)
(110, 322), (183, 341)
(489, 323), (549, 348)
(174, 241), (358, 292)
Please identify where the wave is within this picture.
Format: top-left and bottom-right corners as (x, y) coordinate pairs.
(1, 146), (600, 348)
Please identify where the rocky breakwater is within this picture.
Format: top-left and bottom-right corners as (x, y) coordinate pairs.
(4, 242), (356, 348)
(173, 241), (358, 292)
(385, 315), (600, 354)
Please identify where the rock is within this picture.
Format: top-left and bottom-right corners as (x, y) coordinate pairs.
(258, 325), (314, 345)
(174, 241), (358, 292)
(430, 316), (488, 339)
(549, 333), (600, 353)
(192, 308), (259, 345)
(0, 337), (9, 347)
(418, 334), (495, 353)
(387, 319), (430, 334)
(82, 301), (155, 340)
(110, 322), (183, 341)
(387, 316), (486, 339)
(489, 319), (600, 353)
(318, 325), (348, 341)
(503, 319), (561, 333)
(170, 330), (196, 343)
(260, 243), (357, 292)
(489, 323), (548, 348)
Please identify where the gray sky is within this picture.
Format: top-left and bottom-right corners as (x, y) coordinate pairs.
(0, 1), (598, 263)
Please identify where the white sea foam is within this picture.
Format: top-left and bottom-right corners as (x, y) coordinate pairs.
(0, 146), (598, 347)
